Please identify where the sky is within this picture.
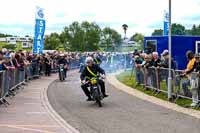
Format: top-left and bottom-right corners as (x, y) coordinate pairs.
(0, 0), (200, 37)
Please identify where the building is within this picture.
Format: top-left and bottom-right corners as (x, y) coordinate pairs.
(0, 37), (33, 48)
(122, 38), (136, 47)
(144, 35), (200, 70)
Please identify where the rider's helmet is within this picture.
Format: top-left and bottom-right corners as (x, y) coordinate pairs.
(85, 56), (93, 64)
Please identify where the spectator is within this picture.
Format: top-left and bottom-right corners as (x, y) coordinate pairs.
(160, 50), (177, 70)
(189, 53), (200, 106)
(152, 52), (161, 67)
(134, 53), (144, 85)
(181, 51), (196, 98)
(142, 54), (154, 87)
(0, 51), (4, 71)
(44, 55), (51, 76)
(3, 55), (15, 70)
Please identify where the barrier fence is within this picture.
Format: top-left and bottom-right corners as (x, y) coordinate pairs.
(135, 67), (200, 105)
(0, 58), (86, 105)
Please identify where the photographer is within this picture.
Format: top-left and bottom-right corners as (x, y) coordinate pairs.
(134, 53), (144, 86)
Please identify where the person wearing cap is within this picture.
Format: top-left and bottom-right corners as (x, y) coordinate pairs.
(159, 50), (177, 70)
(80, 56), (108, 101)
(3, 54), (15, 70)
(134, 53), (144, 86)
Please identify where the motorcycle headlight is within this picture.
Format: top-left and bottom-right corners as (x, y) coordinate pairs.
(91, 79), (97, 85)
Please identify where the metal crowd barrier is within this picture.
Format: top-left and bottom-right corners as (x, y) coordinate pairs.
(135, 67), (200, 103)
(0, 68), (26, 105)
(0, 62), (43, 105)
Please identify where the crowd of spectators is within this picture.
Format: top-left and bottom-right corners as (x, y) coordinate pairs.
(133, 49), (200, 107)
(133, 49), (177, 86)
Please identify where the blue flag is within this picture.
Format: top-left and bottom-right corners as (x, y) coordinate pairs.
(33, 7), (45, 54)
(163, 11), (169, 36)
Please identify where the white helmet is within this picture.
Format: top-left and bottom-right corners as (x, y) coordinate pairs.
(85, 57), (93, 63)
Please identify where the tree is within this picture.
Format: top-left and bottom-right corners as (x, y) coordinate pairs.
(130, 33), (144, 49)
(0, 33), (13, 37)
(152, 29), (163, 36)
(171, 23), (186, 35)
(191, 24), (200, 35)
(44, 33), (60, 50)
(102, 27), (122, 51)
(81, 21), (101, 51)
(44, 21), (122, 51)
(130, 33), (144, 42)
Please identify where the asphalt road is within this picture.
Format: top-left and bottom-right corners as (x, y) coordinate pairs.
(47, 70), (200, 133)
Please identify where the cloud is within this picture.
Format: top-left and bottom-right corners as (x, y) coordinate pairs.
(0, 0), (199, 37)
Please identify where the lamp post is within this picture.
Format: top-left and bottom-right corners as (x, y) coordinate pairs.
(168, 0), (172, 100)
(122, 24), (128, 40)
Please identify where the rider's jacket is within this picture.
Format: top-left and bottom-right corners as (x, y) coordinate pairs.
(80, 64), (105, 81)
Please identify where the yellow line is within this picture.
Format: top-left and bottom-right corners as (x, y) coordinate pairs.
(0, 125), (58, 133)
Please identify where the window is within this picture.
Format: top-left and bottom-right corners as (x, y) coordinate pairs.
(195, 41), (200, 54)
(23, 42), (28, 47)
(146, 40), (157, 54)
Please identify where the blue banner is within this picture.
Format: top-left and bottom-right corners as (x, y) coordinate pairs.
(33, 7), (45, 54)
(163, 11), (169, 36)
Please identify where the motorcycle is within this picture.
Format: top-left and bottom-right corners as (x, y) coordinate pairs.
(84, 75), (104, 107)
(59, 64), (65, 81)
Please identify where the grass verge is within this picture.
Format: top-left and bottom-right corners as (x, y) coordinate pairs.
(116, 70), (200, 111)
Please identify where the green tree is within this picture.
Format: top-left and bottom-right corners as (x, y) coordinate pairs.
(44, 21), (122, 52)
(171, 23), (186, 35)
(81, 21), (101, 51)
(68, 21), (84, 51)
(44, 33), (60, 50)
(152, 23), (186, 36)
(130, 33), (144, 49)
(152, 29), (163, 36)
(191, 24), (200, 35)
(61, 21), (102, 51)
(102, 27), (122, 51)
(0, 33), (13, 37)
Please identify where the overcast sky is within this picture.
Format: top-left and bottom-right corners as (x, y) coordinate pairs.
(0, 0), (200, 37)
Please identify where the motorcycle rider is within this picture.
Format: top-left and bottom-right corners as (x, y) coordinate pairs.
(58, 54), (69, 79)
(80, 57), (108, 101)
